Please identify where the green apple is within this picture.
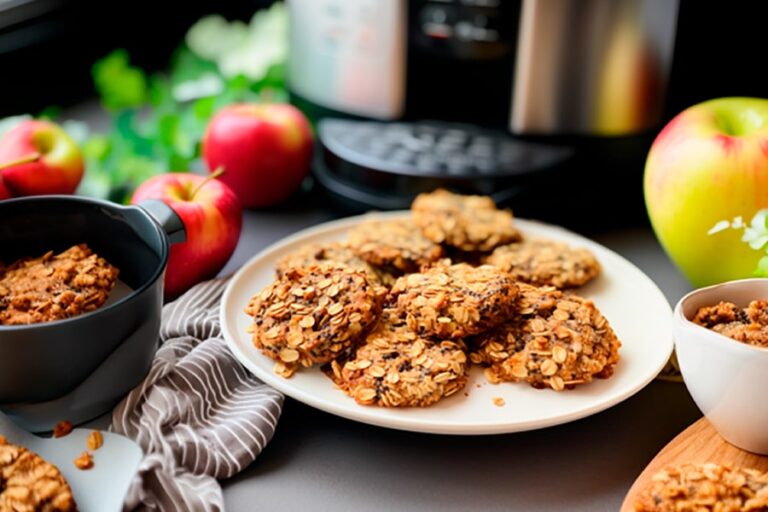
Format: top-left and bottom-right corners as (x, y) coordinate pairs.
(645, 97), (768, 287)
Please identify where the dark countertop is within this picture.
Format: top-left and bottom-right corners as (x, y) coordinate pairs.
(221, 206), (700, 512)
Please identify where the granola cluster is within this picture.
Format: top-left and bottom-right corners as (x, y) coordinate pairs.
(412, 188), (522, 251)
(246, 189), (618, 407)
(347, 219), (444, 273)
(390, 263), (518, 339)
(0, 244), (119, 326)
(245, 264), (387, 377)
(327, 309), (468, 407)
(484, 239), (601, 289)
(635, 463), (768, 511)
(471, 284), (621, 391)
(0, 436), (76, 512)
(693, 300), (768, 348)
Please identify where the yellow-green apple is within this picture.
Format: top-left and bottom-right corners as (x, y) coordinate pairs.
(645, 97), (768, 287)
(131, 172), (242, 299)
(0, 119), (84, 196)
(202, 103), (313, 208)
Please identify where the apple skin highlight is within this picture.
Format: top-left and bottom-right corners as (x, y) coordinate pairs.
(645, 97), (768, 287)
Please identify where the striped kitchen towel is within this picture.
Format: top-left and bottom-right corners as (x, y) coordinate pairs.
(111, 279), (284, 512)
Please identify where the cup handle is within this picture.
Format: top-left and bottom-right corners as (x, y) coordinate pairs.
(137, 199), (187, 244)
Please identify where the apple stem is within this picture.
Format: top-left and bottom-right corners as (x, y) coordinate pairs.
(190, 167), (225, 200)
(0, 152), (41, 171)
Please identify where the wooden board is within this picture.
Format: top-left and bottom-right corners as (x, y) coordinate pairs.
(621, 418), (768, 511)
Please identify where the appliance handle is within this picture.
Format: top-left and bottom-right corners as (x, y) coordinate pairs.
(136, 199), (187, 245)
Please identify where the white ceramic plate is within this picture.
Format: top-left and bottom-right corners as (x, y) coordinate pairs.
(221, 212), (673, 435)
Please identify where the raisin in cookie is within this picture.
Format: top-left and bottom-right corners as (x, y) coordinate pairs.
(245, 264), (386, 378)
(0, 436), (77, 512)
(411, 189), (521, 251)
(693, 300), (768, 348)
(275, 242), (392, 286)
(634, 463), (768, 512)
(0, 244), (119, 326)
(390, 263), (518, 339)
(471, 284), (621, 391)
(327, 309), (468, 407)
(483, 239), (600, 289)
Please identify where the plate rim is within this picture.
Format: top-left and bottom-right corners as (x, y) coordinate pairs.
(220, 211), (673, 435)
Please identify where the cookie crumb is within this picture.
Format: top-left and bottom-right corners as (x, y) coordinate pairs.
(53, 420), (73, 438)
(73, 452), (93, 470)
(87, 430), (103, 451)
(493, 397), (505, 407)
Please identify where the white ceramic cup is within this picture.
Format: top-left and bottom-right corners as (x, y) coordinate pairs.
(674, 278), (768, 455)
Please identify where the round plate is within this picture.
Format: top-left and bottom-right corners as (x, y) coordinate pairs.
(220, 212), (673, 435)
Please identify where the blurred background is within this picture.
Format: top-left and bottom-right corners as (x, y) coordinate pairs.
(1, 0), (765, 229)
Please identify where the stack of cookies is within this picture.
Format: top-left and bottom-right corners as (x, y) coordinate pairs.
(244, 189), (621, 408)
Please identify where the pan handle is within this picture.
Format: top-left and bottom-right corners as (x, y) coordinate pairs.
(137, 199), (187, 244)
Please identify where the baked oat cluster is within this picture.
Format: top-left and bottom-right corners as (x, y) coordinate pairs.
(245, 264), (387, 378)
(412, 188), (522, 251)
(483, 239), (601, 289)
(327, 309), (468, 407)
(634, 463), (768, 512)
(0, 244), (119, 326)
(0, 436), (76, 512)
(693, 300), (768, 348)
(245, 189), (619, 407)
(471, 284), (621, 391)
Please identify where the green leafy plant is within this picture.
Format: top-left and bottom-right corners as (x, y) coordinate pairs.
(709, 210), (768, 276)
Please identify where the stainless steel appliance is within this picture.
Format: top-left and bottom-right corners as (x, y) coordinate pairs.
(288, 0), (680, 223)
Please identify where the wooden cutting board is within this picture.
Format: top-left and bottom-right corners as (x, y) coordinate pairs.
(621, 417), (768, 511)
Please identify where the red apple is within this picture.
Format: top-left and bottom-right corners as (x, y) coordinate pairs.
(202, 103), (313, 208)
(132, 172), (242, 299)
(0, 120), (84, 196)
(0, 175), (10, 200)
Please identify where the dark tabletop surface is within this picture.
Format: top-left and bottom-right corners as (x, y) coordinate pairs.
(219, 200), (699, 512)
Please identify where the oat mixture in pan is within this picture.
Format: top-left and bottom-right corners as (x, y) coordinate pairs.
(0, 244), (119, 326)
(347, 219), (444, 273)
(390, 262), (518, 339)
(634, 463), (768, 512)
(411, 188), (522, 252)
(693, 300), (768, 348)
(483, 239), (600, 289)
(0, 436), (77, 512)
(471, 284), (621, 391)
(245, 263), (386, 377)
(326, 309), (468, 407)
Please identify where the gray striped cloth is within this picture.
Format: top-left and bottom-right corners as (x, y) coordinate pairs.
(111, 279), (284, 511)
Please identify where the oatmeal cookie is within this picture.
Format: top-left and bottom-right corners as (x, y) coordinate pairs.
(634, 463), (768, 512)
(471, 284), (621, 391)
(693, 300), (768, 348)
(245, 264), (386, 377)
(483, 239), (600, 289)
(275, 242), (393, 286)
(390, 263), (518, 339)
(327, 309), (468, 407)
(347, 219), (444, 273)
(0, 244), (119, 326)
(0, 436), (77, 512)
(411, 189), (522, 251)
